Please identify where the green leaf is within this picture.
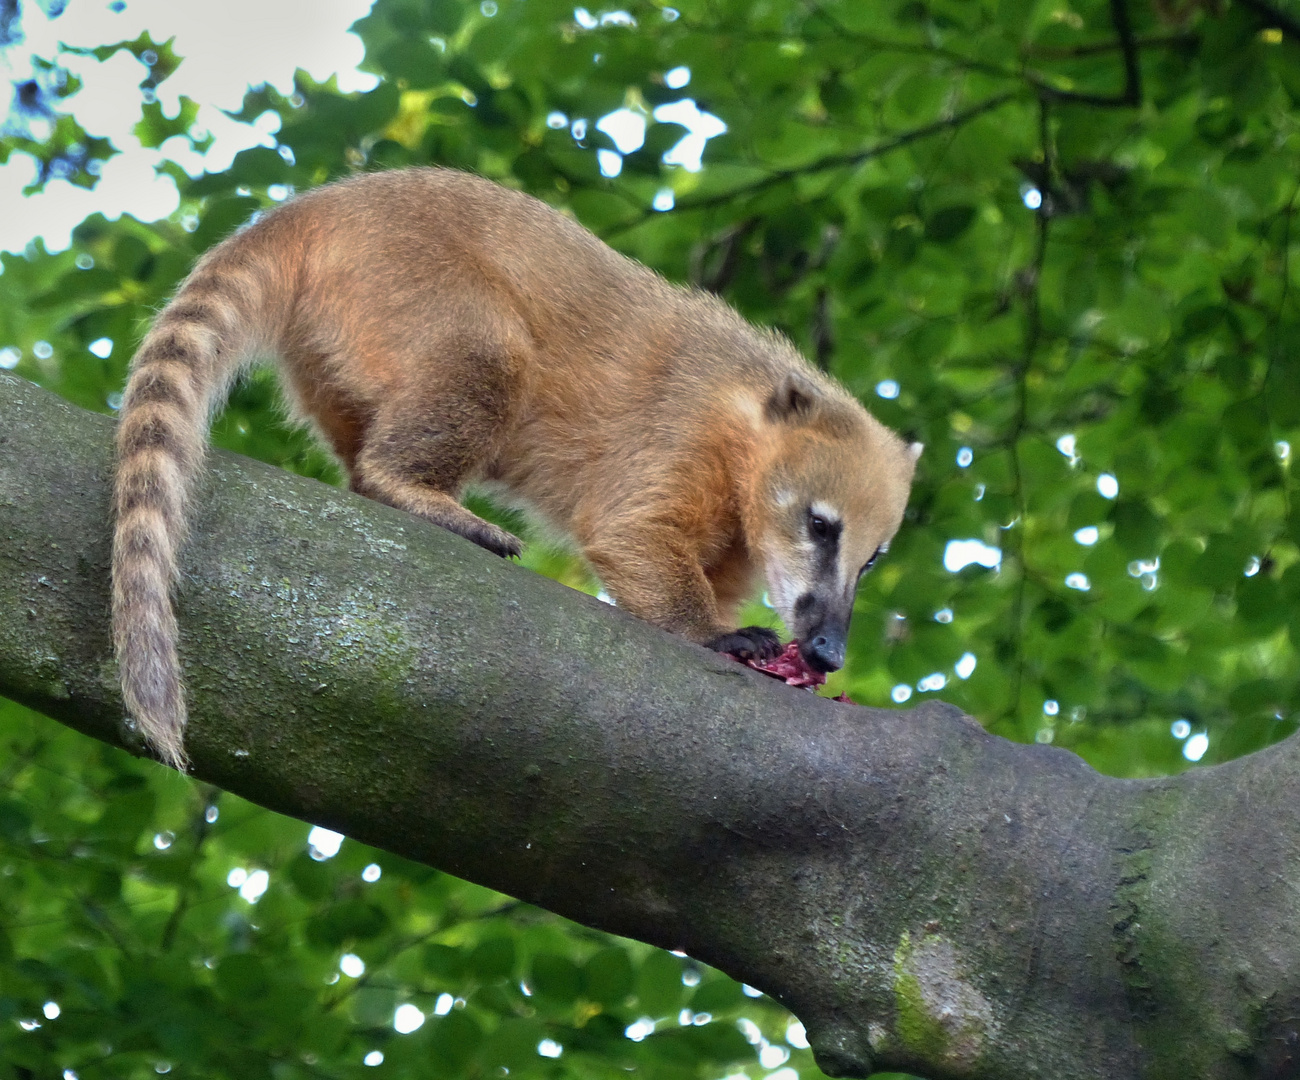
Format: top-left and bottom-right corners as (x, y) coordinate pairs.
(191, 195), (261, 251)
(530, 952), (583, 1003)
(636, 951), (685, 1017)
(468, 936), (516, 981)
(584, 946), (634, 1005)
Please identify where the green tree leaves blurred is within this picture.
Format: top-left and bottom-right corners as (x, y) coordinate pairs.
(3, 0), (1300, 1074)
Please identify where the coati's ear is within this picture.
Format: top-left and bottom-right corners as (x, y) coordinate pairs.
(766, 371), (821, 423)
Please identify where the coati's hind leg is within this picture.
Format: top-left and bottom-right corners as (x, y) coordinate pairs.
(348, 351), (523, 558)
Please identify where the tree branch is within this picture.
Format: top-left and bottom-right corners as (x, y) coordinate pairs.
(608, 92), (1018, 237)
(1026, 0), (1143, 107)
(4, 371), (1300, 1079)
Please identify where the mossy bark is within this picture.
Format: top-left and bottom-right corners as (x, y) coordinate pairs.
(2, 371), (1299, 1080)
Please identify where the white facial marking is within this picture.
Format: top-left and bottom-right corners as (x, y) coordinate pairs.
(810, 500), (841, 526)
(763, 551), (806, 626)
(775, 488), (797, 508)
(732, 392), (764, 425)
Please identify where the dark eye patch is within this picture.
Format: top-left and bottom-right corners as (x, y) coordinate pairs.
(806, 509), (841, 544)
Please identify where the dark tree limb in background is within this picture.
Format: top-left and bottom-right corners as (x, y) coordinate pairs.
(2, 371), (1299, 1080)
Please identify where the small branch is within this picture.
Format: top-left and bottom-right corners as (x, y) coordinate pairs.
(1024, 31), (1196, 58)
(159, 785), (219, 951)
(1027, 0), (1143, 107)
(610, 92), (1018, 235)
(1005, 99), (1055, 727)
(689, 217), (758, 293)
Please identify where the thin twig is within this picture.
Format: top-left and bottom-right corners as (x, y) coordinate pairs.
(1006, 99), (1054, 727)
(1025, 31), (1195, 58)
(160, 784), (220, 951)
(1027, 0), (1142, 106)
(605, 92), (1018, 239)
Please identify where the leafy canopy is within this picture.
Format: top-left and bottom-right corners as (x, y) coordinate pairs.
(2, 0), (1300, 1074)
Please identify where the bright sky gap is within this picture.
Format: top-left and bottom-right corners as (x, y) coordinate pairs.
(2, 5), (725, 252)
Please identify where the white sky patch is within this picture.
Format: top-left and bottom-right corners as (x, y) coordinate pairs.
(340, 953), (365, 978)
(308, 825), (344, 860)
(1073, 526), (1099, 546)
(596, 107), (645, 153)
(1, 0), (377, 253)
(955, 652), (977, 679)
(664, 65), (690, 88)
(1097, 473), (1119, 499)
(1065, 572), (1090, 591)
(393, 1004), (425, 1034)
(625, 1018), (655, 1042)
(239, 868), (269, 902)
(943, 539), (1001, 573)
(652, 98), (725, 171)
(597, 149), (622, 177)
(1183, 732), (1209, 762)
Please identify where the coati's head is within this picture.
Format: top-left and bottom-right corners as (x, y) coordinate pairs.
(751, 370), (919, 674)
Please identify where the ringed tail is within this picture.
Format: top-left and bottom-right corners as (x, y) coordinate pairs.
(112, 240), (279, 770)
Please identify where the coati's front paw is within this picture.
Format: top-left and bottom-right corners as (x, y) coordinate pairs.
(466, 520), (523, 559)
(707, 626), (783, 663)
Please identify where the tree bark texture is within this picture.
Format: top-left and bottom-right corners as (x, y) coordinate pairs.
(2, 371), (1299, 1080)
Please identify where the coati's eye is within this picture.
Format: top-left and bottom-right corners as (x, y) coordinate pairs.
(806, 507), (841, 544)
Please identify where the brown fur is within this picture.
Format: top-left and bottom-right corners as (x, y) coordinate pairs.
(112, 167), (917, 770)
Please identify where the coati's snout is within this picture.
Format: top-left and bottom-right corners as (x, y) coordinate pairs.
(792, 591), (851, 673)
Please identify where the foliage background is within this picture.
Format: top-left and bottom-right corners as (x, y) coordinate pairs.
(3, 0), (1300, 1075)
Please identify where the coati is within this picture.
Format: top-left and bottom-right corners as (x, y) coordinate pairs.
(113, 167), (919, 770)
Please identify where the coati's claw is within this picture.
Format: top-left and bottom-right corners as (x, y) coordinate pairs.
(470, 523), (524, 559)
(707, 626), (783, 663)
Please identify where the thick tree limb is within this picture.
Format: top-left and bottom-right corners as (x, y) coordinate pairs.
(2, 371), (1299, 1080)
